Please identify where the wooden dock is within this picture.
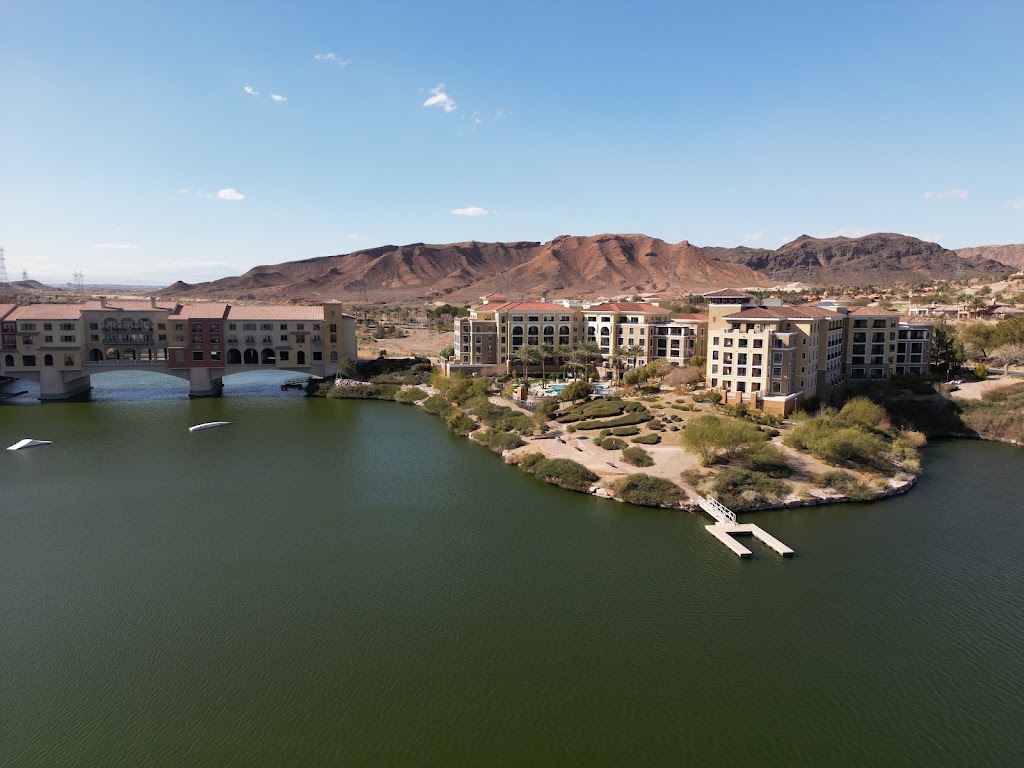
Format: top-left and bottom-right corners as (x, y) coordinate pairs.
(705, 523), (795, 558)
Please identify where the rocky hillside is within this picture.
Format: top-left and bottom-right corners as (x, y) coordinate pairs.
(708, 233), (1008, 285)
(159, 232), (1010, 303)
(160, 234), (769, 303)
(957, 244), (1024, 271)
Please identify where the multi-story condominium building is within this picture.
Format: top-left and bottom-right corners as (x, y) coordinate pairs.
(0, 299), (356, 399)
(451, 296), (708, 373)
(842, 307), (901, 383)
(895, 319), (933, 376)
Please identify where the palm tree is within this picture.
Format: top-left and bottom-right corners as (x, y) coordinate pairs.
(578, 340), (601, 382)
(514, 345), (538, 385)
(626, 343), (644, 371)
(609, 345), (626, 386)
(556, 344), (574, 381)
(537, 342), (552, 383)
(564, 349), (587, 381)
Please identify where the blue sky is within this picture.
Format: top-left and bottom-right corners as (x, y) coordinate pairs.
(2, 1), (1023, 285)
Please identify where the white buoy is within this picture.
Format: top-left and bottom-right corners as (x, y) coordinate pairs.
(188, 421), (232, 432)
(7, 438), (53, 451)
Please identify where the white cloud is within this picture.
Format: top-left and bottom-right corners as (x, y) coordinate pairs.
(175, 188), (189, 194)
(451, 207), (488, 217)
(217, 188), (246, 201)
(314, 52), (351, 66)
(922, 189), (968, 200)
(93, 243), (139, 250)
(1007, 200), (1024, 210)
(243, 85), (259, 96)
(743, 232), (763, 243)
(494, 107), (507, 120)
(424, 83), (457, 112)
(270, 93), (287, 102)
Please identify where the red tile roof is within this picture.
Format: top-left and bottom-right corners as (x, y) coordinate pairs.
(81, 299), (178, 312)
(723, 305), (840, 321)
(0, 304), (16, 320)
(585, 302), (665, 313)
(169, 303), (230, 320)
(226, 305), (325, 320)
(6, 304), (84, 320)
(703, 289), (754, 299)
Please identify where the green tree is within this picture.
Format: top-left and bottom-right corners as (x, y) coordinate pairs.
(578, 340), (602, 381)
(682, 415), (766, 465)
(608, 345), (626, 386)
(960, 322), (997, 360)
(338, 356), (357, 378)
(438, 345), (455, 359)
(931, 320), (966, 376)
(626, 343), (644, 371)
(559, 380), (593, 403)
(537, 342), (552, 382)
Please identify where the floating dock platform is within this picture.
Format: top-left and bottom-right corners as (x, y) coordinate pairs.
(705, 523), (794, 558)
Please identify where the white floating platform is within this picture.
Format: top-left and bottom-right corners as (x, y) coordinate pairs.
(188, 421), (231, 432)
(706, 523), (794, 557)
(7, 438), (53, 451)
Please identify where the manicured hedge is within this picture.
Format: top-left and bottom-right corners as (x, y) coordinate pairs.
(573, 411), (653, 430)
(632, 433), (661, 445)
(621, 446), (653, 467)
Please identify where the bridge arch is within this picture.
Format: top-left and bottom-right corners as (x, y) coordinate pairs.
(124, 348), (137, 361)
(89, 349), (104, 362)
(106, 348), (120, 360)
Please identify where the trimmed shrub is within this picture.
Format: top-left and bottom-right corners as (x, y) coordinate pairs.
(574, 411), (653, 430)
(613, 474), (685, 507)
(632, 433), (661, 445)
(601, 437), (628, 450)
(621, 446), (654, 467)
(611, 425), (640, 436)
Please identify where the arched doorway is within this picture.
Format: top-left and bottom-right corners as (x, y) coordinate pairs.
(297, 351), (306, 365)
(89, 349), (104, 362)
(227, 349), (242, 365)
(5, 354), (14, 366)
(261, 348), (276, 365)
(44, 354), (54, 367)
(123, 348), (137, 361)
(106, 348), (120, 360)
(156, 348), (167, 361)
(243, 348), (259, 365)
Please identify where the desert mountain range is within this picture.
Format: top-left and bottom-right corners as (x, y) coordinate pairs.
(159, 233), (1013, 304)
(957, 244), (1024, 271)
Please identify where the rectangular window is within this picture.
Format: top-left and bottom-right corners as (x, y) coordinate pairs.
(45, 335), (53, 342)
(23, 355), (36, 366)
(280, 324), (288, 330)
(61, 335), (76, 343)
(210, 350), (221, 361)
(279, 350), (289, 361)
(313, 351), (323, 361)
(772, 367), (782, 378)
(281, 335), (288, 342)
(193, 351), (204, 361)
(43, 323), (53, 331)
(60, 323), (75, 331)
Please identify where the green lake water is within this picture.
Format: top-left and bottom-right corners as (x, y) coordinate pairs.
(2, 372), (1023, 766)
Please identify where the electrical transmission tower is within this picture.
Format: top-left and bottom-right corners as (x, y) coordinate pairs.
(806, 256), (814, 282)
(0, 246), (8, 285)
(356, 276), (368, 302)
(73, 270), (85, 295)
(955, 255), (964, 279)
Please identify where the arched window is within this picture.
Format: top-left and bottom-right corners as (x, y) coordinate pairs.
(4, 355), (13, 366)
(243, 348), (259, 365)
(261, 348), (276, 364)
(330, 351), (339, 363)
(44, 354), (54, 366)
(297, 351), (306, 365)
(106, 348), (120, 360)
(227, 349), (242, 364)
(123, 348), (137, 360)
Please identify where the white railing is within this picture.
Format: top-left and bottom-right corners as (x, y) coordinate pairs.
(697, 495), (736, 524)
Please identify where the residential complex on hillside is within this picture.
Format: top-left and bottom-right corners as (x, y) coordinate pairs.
(451, 290), (933, 415)
(1, 299), (356, 399)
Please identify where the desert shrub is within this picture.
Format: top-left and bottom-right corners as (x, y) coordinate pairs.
(468, 396), (510, 423)
(611, 425), (641, 436)
(621, 446), (654, 467)
(480, 429), (525, 453)
(899, 430), (927, 448)
(647, 419), (663, 430)
(396, 387), (428, 403)
(815, 470), (874, 500)
(632, 433), (661, 445)
(838, 397), (887, 430)
(682, 415), (767, 465)
(624, 401), (647, 413)
(708, 468), (791, 509)
(601, 437), (628, 450)
(535, 397), (560, 418)
(446, 409), (477, 435)
(573, 411), (653, 430)
(743, 444), (793, 478)
(517, 452), (545, 472)
(422, 394), (454, 417)
(975, 363), (989, 380)
(495, 412), (536, 435)
(593, 436), (602, 446)
(525, 458), (599, 492)
(558, 380), (593, 402)
(325, 384), (377, 399)
(600, 429), (612, 438)
(817, 428), (887, 466)
(613, 474), (685, 507)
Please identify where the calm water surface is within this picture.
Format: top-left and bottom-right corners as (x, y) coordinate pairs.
(2, 372), (1023, 766)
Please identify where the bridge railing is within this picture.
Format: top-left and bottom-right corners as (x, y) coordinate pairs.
(697, 495), (736, 524)
(84, 359), (167, 366)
